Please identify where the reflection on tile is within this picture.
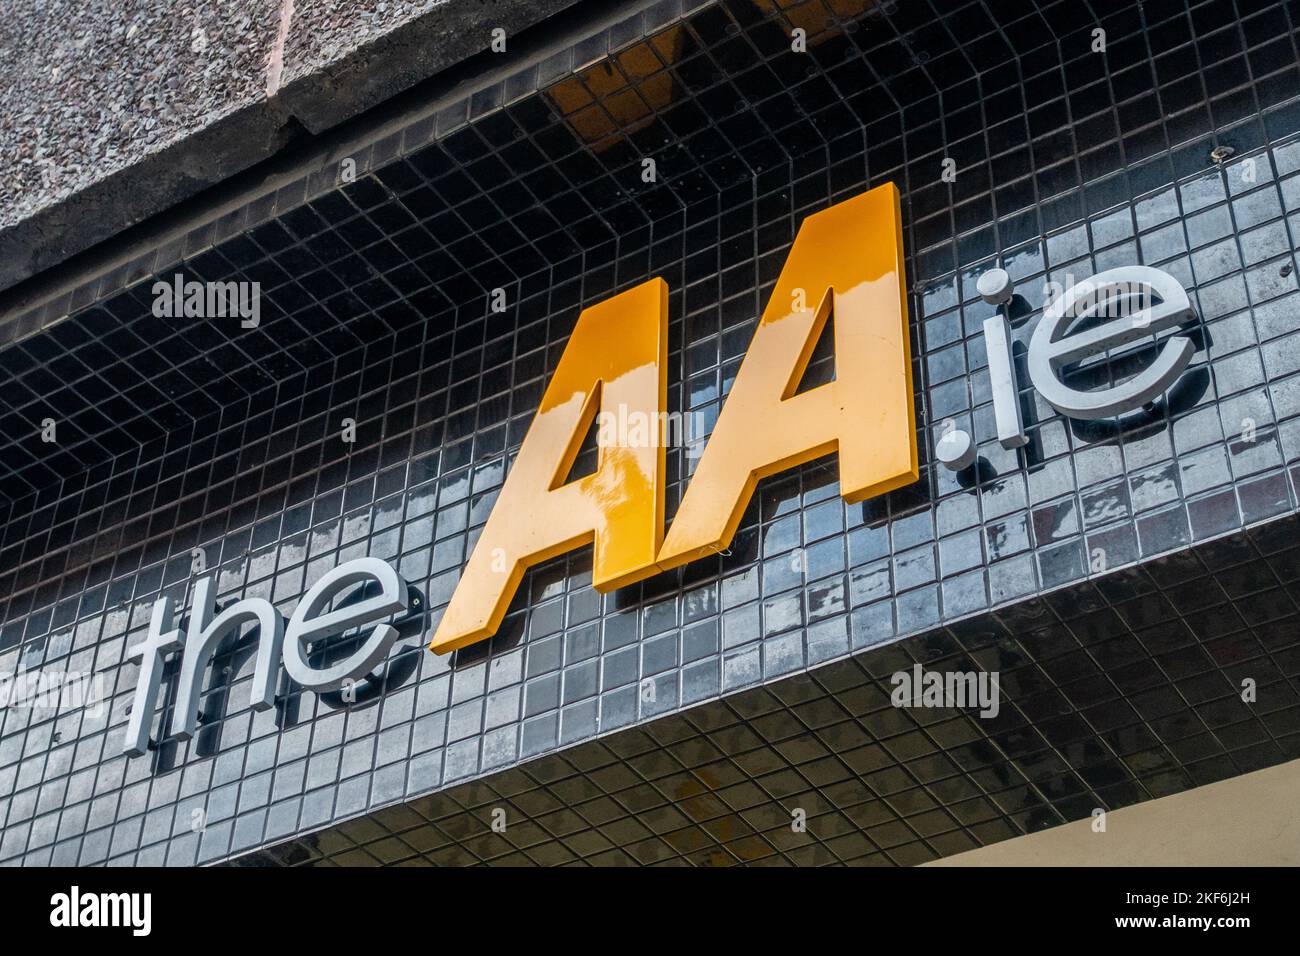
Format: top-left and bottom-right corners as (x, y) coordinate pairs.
(240, 515), (1300, 867)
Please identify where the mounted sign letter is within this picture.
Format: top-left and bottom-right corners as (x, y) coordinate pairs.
(430, 278), (670, 654)
(429, 185), (914, 656)
(171, 577), (284, 740)
(1028, 265), (1196, 419)
(656, 183), (915, 568)
(282, 557), (411, 691)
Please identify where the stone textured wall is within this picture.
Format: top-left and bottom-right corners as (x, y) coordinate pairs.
(0, 0), (581, 290)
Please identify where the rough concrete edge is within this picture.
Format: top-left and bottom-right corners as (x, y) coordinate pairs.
(274, 0), (578, 135)
(0, 0), (586, 296)
(0, 102), (301, 297)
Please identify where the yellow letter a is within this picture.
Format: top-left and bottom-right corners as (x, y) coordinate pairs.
(430, 278), (668, 654)
(657, 184), (915, 569)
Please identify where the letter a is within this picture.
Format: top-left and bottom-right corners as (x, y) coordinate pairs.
(430, 279), (669, 653)
(657, 183), (916, 568)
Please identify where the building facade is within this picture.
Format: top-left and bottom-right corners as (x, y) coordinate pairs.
(2, 0), (1300, 866)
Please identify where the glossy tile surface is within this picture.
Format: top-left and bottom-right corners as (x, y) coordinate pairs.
(248, 516), (1300, 866)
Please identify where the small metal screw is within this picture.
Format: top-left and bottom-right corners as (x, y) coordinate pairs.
(1210, 145), (1235, 164)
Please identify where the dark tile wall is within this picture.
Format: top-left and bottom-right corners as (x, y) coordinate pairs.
(1, 0), (1299, 866)
(249, 514), (1300, 867)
